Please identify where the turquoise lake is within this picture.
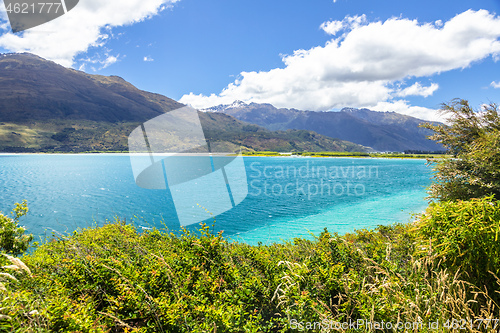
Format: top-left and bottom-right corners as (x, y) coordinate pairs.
(0, 154), (433, 245)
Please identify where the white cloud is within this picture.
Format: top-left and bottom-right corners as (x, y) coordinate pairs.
(320, 20), (343, 35)
(77, 52), (120, 71)
(320, 15), (367, 36)
(144, 55), (154, 62)
(0, 0), (179, 67)
(181, 9), (500, 121)
(395, 82), (439, 97)
(102, 55), (118, 68)
(491, 81), (500, 88)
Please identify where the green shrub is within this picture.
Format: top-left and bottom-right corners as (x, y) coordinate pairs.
(0, 219), (496, 331)
(0, 200), (33, 255)
(415, 196), (500, 291)
(422, 99), (500, 201)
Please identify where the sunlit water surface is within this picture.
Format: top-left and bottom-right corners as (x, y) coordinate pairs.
(0, 155), (432, 245)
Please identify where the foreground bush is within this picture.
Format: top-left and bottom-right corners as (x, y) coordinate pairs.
(0, 201), (33, 255)
(423, 99), (500, 201)
(0, 213), (498, 332)
(416, 196), (500, 294)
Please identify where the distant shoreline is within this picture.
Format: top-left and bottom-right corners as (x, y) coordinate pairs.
(240, 152), (449, 159)
(0, 152), (449, 159)
(0, 152), (131, 156)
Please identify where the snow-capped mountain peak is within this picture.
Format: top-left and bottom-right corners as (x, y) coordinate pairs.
(200, 100), (248, 112)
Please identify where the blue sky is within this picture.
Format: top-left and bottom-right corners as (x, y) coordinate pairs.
(1, 0), (500, 120)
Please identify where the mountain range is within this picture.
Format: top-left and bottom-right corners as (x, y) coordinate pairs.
(0, 53), (368, 153)
(202, 102), (443, 152)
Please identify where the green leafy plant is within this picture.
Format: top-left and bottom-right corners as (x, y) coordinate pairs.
(0, 219), (494, 331)
(0, 200), (33, 255)
(422, 99), (500, 201)
(415, 196), (500, 293)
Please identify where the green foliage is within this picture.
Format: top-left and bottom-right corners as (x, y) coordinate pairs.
(0, 201), (33, 255)
(242, 151), (449, 159)
(242, 151), (282, 156)
(295, 151), (370, 157)
(50, 127), (76, 142)
(0, 220), (496, 332)
(368, 153), (448, 159)
(415, 196), (500, 291)
(422, 99), (500, 201)
(242, 125), (260, 133)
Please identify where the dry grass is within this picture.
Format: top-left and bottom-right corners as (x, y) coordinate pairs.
(275, 246), (500, 332)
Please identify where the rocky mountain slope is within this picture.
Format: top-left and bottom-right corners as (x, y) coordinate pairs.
(0, 53), (368, 153)
(203, 102), (443, 152)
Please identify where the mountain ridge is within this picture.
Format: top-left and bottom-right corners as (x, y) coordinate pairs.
(0, 53), (183, 123)
(0, 53), (369, 153)
(202, 102), (443, 152)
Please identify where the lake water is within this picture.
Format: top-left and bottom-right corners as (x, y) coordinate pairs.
(0, 154), (432, 245)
